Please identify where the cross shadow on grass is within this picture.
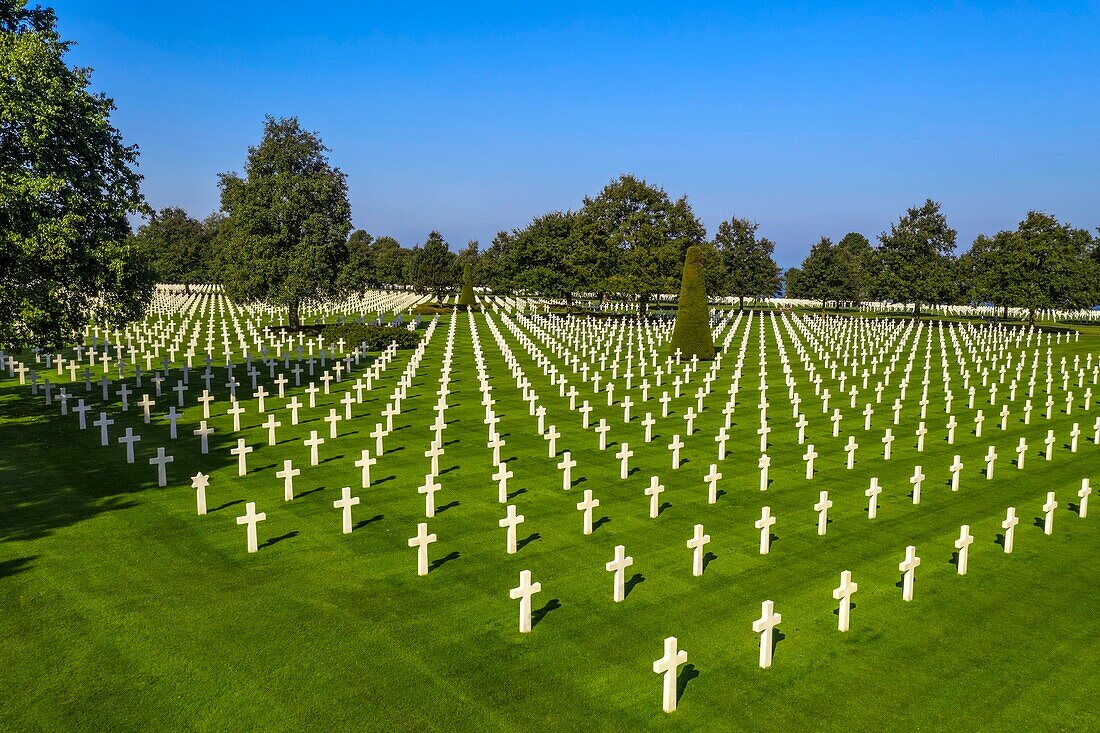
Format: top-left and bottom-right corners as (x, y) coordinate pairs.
(624, 573), (645, 599)
(702, 552), (718, 571)
(516, 532), (541, 551)
(259, 530), (298, 549)
(531, 597), (561, 628)
(676, 664), (699, 704)
(429, 550), (460, 573)
(354, 514), (384, 529)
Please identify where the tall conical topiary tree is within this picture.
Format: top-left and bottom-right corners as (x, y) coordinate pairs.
(668, 245), (716, 360)
(457, 262), (476, 308)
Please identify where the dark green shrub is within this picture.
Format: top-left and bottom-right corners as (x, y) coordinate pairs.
(322, 323), (421, 351)
(668, 245), (716, 360)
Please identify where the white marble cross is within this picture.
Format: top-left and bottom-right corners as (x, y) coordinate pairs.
(704, 464), (722, 504)
(236, 501), (266, 553)
(909, 465), (925, 505)
(865, 477), (882, 519)
(832, 571), (857, 632)
(668, 435), (684, 469)
(755, 506), (776, 554)
(802, 444), (818, 479)
(814, 491), (832, 535)
(419, 474), (441, 517)
(1043, 491), (1058, 535)
(276, 459), (300, 501)
(1001, 507), (1019, 553)
(230, 438), (253, 476)
(954, 524), (973, 575)
(687, 524), (710, 576)
(1079, 478), (1092, 519)
(752, 600), (782, 669)
(493, 462), (514, 504)
(616, 442), (633, 480)
(653, 637), (687, 713)
(408, 522), (437, 576)
(304, 430), (324, 466)
(645, 476), (664, 519)
(605, 545), (634, 603)
(149, 447), (173, 487)
(499, 504), (524, 554)
(949, 455), (963, 492)
(355, 449), (377, 489)
(577, 489), (599, 535)
(334, 486), (361, 533)
(509, 569), (541, 633)
(557, 451), (576, 490)
(899, 545), (921, 601)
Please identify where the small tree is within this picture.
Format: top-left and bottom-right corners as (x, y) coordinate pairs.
(875, 199), (957, 317)
(668, 245), (715, 361)
(336, 229), (376, 294)
(712, 217), (781, 310)
(371, 236), (408, 287)
(132, 207), (213, 292)
(457, 261), (476, 307)
(997, 212), (1096, 323)
(217, 116), (351, 329)
(405, 231), (457, 303)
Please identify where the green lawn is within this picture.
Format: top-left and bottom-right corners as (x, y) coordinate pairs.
(2, 306), (1098, 731)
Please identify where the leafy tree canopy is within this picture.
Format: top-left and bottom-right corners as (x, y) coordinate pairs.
(405, 231), (457, 303)
(875, 199), (957, 316)
(712, 216), (781, 309)
(1, 0), (153, 349)
(216, 116), (351, 328)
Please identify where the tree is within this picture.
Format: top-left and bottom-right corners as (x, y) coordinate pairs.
(834, 232), (874, 306)
(478, 231), (514, 295)
(216, 116), (351, 329)
(783, 267), (802, 298)
(797, 237), (845, 309)
(507, 211), (585, 308)
(668, 245), (715, 360)
(132, 207), (213, 292)
(875, 199), (957, 317)
(370, 236), (408, 287)
(337, 229), (376, 293)
(972, 212), (1097, 323)
(1, 1), (153, 350)
(457, 261), (476, 307)
(577, 175), (706, 314)
(712, 216), (781, 310)
(405, 231), (457, 303)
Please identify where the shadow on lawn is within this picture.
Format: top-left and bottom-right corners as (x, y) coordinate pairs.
(676, 664), (699, 704)
(0, 380), (237, 559)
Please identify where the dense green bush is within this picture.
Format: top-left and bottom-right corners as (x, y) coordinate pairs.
(322, 323), (421, 350)
(668, 245), (716, 360)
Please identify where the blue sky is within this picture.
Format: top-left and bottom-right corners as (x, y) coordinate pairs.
(54, 1), (1100, 268)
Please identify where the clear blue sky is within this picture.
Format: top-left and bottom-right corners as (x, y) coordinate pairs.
(55, 1), (1100, 268)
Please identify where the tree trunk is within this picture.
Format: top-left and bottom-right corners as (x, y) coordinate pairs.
(739, 295), (745, 311)
(1028, 307), (1036, 325)
(913, 301), (921, 319)
(566, 291), (574, 313)
(184, 282), (192, 295)
(639, 293), (649, 317)
(288, 298), (301, 330)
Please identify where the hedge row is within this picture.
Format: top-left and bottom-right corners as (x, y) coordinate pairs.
(321, 324), (421, 350)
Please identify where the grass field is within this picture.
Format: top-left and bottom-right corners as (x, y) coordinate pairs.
(2, 301), (1099, 731)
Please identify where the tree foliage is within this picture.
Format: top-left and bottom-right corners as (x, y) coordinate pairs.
(405, 231), (457, 303)
(668, 245), (715, 360)
(132, 207), (216, 290)
(875, 199), (957, 316)
(711, 216), (781, 309)
(1, 0), (153, 349)
(216, 116), (351, 328)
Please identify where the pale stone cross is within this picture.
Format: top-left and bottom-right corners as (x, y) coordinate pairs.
(493, 462), (514, 504)
(334, 486), (361, 533)
(833, 571), (857, 632)
(714, 426), (729, 460)
(605, 545), (634, 603)
(261, 413), (280, 446)
(683, 407), (697, 435)
(595, 419), (611, 451)
(276, 459), (300, 501)
(865, 477), (882, 519)
(1016, 437), (1028, 469)
(304, 430), (325, 466)
(94, 411), (114, 446)
(1001, 507), (1019, 553)
(687, 524), (710, 576)
(1043, 430), (1056, 461)
(1042, 492), (1058, 535)
(653, 637), (687, 714)
(236, 502), (266, 553)
(645, 476), (664, 519)
(752, 600), (782, 669)
(148, 447), (173, 487)
(424, 442), (444, 476)
(755, 506), (776, 554)
(557, 451), (576, 490)
(668, 435), (684, 469)
(230, 438), (253, 476)
(545, 425), (560, 457)
(227, 401), (245, 432)
(954, 524), (974, 575)
(499, 504), (524, 554)
(984, 445), (997, 479)
(757, 423), (772, 452)
(802, 444), (818, 479)
(642, 412), (656, 443)
(509, 570), (541, 633)
(1077, 479), (1091, 519)
(418, 474), (441, 517)
(814, 491), (832, 535)
(915, 421), (928, 452)
(119, 427), (141, 463)
(899, 545), (921, 601)
(881, 429), (895, 460)
(616, 442), (634, 480)
(949, 455), (964, 492)
(577, 490), (600, 535)
(408, 522), (437, 576)
(758, 453), (770, 492)
(909, 465), (925, 504)
(843, 436), (858, 469)
(704, 464), (722, 504)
